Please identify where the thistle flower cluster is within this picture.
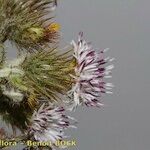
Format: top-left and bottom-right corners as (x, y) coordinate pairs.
(68, 32), (114, 108)
(0, 1), (114, 150)
(24, 33), (114, 150)
(28, 104), (76, 147)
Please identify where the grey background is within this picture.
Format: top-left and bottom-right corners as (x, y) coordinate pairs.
(56, 0), (150, 150)
(4, 0), (150, 150)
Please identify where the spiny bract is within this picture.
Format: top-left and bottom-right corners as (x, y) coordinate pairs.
(0, 0), (58, 52)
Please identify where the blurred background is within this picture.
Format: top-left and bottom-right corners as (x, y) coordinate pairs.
(56, 0), (150, 150)
(4, 0), (150, 150)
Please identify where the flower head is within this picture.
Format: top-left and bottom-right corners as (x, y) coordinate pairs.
(28, 104), (76, 145)
(48, 23), (61, 32)
(0, 0), (58, 52)
(68, 32), (114, 108)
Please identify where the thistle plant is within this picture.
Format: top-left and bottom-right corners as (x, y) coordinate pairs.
(0, 0), (114, 150)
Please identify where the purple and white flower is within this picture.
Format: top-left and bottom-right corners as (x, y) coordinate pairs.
(69, 32), (114, 108)
(28, 104), (76, 145)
